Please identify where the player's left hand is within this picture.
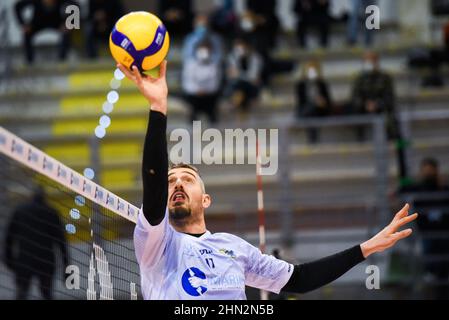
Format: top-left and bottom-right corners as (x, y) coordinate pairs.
(360, 204), (418, 258)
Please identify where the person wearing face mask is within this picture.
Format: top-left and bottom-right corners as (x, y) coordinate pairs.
(295, 61), (332, 144)
(236, 1), (293, 97)
(398, 158), (449, 299)
(352, 51), (409, 188)
(183, 14), (224, 64)
(226, 38), (263, 120)
(351, 51), (397, 142)
(181, 39), (223, 124)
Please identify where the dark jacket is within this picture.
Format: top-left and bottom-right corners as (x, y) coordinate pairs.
(294, 0), (329, 19)
(352, 70), (395, 114)
(15, 0), (76, 28)
(296, 78), (332, 116)
(88, 0), (124, 32)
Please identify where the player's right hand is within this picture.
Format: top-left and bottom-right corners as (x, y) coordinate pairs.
(117, 60), (168, 115)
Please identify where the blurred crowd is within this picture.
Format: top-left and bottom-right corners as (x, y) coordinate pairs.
(161, 0), (399, 134)
(13, 0), (381, 62)
(12, 1), (449, 137)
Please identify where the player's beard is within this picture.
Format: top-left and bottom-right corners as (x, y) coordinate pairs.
(169, 205), (191, 222)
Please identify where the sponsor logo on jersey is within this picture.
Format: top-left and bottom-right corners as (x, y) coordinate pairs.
(208, 273), (244, 290)
(199, 249), (212, 255)
(219, 248), (236, 259)
(181, 267), (208, 297)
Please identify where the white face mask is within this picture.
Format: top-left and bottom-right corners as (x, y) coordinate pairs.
(307, 68), (318, 80)
(196, 48), (210, 62)
(241, 17), (255, 32)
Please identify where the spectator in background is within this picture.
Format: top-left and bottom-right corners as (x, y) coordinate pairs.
(182, 14), (224, 124)
(183, 14), (223, 64)
(209, 0), (237, 47)
(14, 0), (77, 64)
(295, 60), (332, 144)
(294, 0), (331, 49)
(401, 158), (448, 193)
(85, 0), (124, 59)
(182, 37), (223, 124)
(4, 187), (69, 300)
(239, 0), (293, 95)
(226, 38), (263, 121)
(242, 0), (280, 50)
(346, 0), (377, 47)
(158, 0), (194, 40)
(351, 51), (397, 142)
(399, 158), (449, 299)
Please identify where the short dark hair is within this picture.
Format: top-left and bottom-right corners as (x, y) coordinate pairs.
(421, 158), (439, 169)
(169, 163), (201, 176)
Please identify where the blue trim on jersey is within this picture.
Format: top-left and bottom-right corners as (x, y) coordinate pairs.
(111, 24), (167, 72)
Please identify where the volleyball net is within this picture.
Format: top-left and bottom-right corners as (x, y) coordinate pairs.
(0, 126), (141, 300)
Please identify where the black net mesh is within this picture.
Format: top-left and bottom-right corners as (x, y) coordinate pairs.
(0, 153), (141, 300)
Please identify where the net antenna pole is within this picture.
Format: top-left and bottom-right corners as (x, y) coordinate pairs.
(89, 135), (103, 245)
(256, 138), (268, 301)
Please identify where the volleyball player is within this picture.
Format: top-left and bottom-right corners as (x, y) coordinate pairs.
(118, 61), (418, 300)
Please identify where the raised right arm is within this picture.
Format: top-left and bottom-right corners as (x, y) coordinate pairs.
(117, 62), (169, 225)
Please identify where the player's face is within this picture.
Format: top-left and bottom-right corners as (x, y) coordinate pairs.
(167, 168), (210, 220)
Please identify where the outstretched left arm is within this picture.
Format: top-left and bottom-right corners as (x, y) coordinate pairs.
(282, 204), (418, 294)
(360, 203), (418, 258)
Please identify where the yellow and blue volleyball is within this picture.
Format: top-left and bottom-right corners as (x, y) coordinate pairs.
(109, 11), (170, 72)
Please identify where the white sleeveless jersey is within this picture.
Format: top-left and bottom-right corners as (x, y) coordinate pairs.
(133, 209), (294, 300)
